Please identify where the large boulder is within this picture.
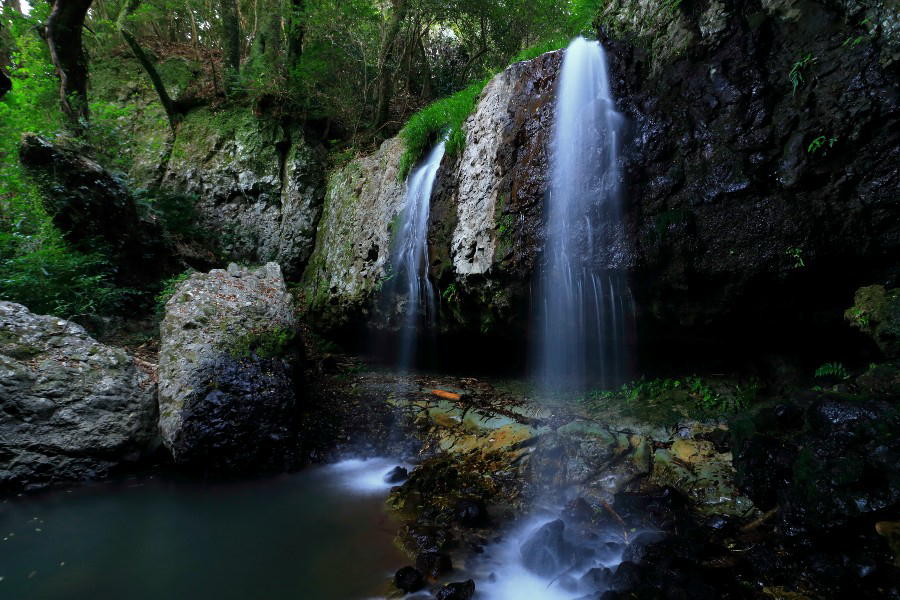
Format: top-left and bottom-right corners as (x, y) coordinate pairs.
(0, 302), (158, 492)
(157, 262), (302, 472)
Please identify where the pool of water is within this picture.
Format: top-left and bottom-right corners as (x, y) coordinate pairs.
(0, 458), (407, 600)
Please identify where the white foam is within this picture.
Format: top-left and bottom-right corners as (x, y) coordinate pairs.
(324, 458), (412, 494)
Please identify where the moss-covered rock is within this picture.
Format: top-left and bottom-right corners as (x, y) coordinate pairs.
(846, 285), (900, 358)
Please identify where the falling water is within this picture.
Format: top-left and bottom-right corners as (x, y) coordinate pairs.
(389, 140), (445, 370)
(537, 36), (632, 390)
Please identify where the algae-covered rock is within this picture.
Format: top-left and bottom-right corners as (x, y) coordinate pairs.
(0, 302), (158, 492)
(157, 262), (302, 471)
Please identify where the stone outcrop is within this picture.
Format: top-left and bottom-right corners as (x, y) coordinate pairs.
(157, 262), (302, 472)
(0, 302), (158, 492)
(162, 109), (326, 278)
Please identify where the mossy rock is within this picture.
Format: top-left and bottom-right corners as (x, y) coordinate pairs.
(845, 285), (900, 358)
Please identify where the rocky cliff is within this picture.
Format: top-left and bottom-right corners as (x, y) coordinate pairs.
(302, 0), (899, 369)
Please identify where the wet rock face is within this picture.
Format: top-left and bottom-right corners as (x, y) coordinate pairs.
(157, 263), (302, 472)
(301, 138), (406, 332)
(434, 579), (475, 600)
(163, 109), (326, 279)
(430, 50), (561, 338)
(0, 302), (158, 492)
(603, 0), (900, 354)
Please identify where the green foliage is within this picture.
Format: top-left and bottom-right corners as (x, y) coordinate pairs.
(511, 36), (569, 63)
(229, 326), (296, 360)
(807, 135), (837, 155)
(789, 53), (816, 96)
(786, 246), (805, 268)
(581, 375), (757, 424)
(397, 78), (489, 180)
(0, 5), (129, 317)
(154, 270), (193, 316)
(814, 362), (850, 380)
(441, 282), (459, 303)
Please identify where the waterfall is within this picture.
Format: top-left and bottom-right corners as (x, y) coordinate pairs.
(389, 140), (445, 370)
(536, 36), (632, 390)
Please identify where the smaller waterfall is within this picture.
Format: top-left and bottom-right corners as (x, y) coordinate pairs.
(536, 36), (633, 390)
(389, 140), (446, 370)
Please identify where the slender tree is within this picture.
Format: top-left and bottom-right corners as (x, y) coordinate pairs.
(373, 0), (408, 128)
(286, 0), (303, 65)
(116, 0), (180, 131)
(221, 0), (241, 91)
(45, 0), (93, 131)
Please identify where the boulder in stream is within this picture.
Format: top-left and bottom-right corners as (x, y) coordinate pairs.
(0, 302), (158, 492)
(157, 262), (302, 472)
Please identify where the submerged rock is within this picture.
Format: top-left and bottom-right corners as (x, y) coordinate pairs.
(519, 519), (576, 577)
(0, 302), (158, 492)
(157, 263), (302, 472)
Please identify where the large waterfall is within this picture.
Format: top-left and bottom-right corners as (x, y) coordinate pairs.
(389, 140), (446, 370)
(536, 36), (632, 390)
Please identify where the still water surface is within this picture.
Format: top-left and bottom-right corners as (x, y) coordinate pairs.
(0, 458), (405, 600)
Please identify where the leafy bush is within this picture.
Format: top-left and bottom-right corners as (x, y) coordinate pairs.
(0, 224), (128, 317)
(154, 270), (193, 317)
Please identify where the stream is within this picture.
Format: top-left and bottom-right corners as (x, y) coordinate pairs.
(0, 458), (406, 600)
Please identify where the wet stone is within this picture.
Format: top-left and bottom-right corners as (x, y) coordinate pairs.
(434, 579), (475, 600)
(455, 498), (489, 527)
(415, 551), (453, 578)
(394, 565), (424, 593)
(383, 466), (408, 484)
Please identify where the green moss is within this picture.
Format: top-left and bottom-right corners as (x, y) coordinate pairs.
(846, 285), (900, 358)
(228, 326), (296, 360)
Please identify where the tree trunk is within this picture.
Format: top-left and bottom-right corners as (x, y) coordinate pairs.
(373, 0), (408, 129)
(221, 0), (241, 91)
(286, 0), (304, 65)
(45, 0), (93, 131)
(117, 0), (180, 131)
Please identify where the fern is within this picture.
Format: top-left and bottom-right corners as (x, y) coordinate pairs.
(815, 362), (849, 380)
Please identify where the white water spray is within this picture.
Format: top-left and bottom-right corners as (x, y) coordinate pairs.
(537, 36), (632, 389)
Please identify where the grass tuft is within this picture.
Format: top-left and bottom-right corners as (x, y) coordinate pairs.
(397, 78), (489, 180)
